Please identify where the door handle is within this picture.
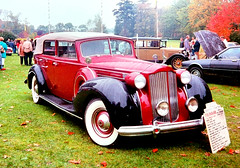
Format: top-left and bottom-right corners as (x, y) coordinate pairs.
(53, 62), (58, 66)
(232, 60), (237, 62)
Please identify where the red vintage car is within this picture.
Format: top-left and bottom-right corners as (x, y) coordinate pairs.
(25, 32), (212, 146)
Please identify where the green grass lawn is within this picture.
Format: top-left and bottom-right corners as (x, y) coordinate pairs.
(0, 54), (239, 167)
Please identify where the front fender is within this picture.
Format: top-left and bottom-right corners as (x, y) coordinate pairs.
(73, 77), (142, 129)
(27, 65), (47, 93)
(185, 75), (212, 119)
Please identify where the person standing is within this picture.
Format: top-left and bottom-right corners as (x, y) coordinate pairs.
(22, 37), (33, 66)
(179, 37), (184, 48)
(190, 37), (196, 56)
(0, 47), (2, 70)
(18, 40), (25, 65)
(194, 38), (200, 59)
(0, 37), (8, 70)
(184, 35), (191, 56)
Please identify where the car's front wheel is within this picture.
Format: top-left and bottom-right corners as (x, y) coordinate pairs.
(189, 66), (203, 78)
(84, 99), (118, 146)
(31, 75), (42, 104)
(171, 56), (184, 69)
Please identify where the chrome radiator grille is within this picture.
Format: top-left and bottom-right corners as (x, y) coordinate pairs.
(149, 72), (179, 122)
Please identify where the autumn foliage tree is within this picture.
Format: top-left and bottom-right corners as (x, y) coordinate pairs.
(188, 0), (224, 31)
(207, 0), (240, 41)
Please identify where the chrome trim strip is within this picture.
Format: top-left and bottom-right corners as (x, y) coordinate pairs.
(118, 117), (204, 136)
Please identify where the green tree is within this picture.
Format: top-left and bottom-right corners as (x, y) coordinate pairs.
(65, 22), (74, 32)
(78, 24), (88, 32)
(0, 30), (17, 41)
(55, 23), (65, 32)
(37, 25), (48, 35)
(113, 0), (136, 37)
(159, 0), (190, 39)
(134, 1), (155, 37)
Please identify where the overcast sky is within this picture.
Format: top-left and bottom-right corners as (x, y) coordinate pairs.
(0, 0), (173, 29)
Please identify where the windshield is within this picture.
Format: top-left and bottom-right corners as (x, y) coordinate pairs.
(81, 39), (133, 57)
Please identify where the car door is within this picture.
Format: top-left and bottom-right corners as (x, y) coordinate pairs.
(210, 47), (240, 76)
(52, 41), (79, 101)
(40, 40), (56, 91)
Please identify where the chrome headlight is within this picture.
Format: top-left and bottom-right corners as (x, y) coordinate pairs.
(186, 97), (198, 112)
(156, 101), (169, 116)
(134, 74), (146, 89)
(181, 71), (191, 84)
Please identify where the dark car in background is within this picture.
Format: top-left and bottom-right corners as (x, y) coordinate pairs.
(182, 46), (240, 79)
(182, 30), (240, 81)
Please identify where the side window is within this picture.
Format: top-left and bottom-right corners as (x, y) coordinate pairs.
(219, 48), (240, 59)
(81, 40), (110, 57)
(58, 41), (76, 59)
(43, 41), (55, 55)
(110, 40), (132, 55)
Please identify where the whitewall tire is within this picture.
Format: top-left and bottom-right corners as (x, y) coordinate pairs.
(31, 75), (42, 104)
(84, 99), (118, 146)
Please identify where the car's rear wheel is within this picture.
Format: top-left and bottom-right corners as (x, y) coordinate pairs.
(84, 99), (118, 146)
(189, 66), (203, 78)
(171, 56), (184, 69)
(31, 75), (42, 104)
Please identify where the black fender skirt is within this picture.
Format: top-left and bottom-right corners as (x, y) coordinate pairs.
(73, 77), (142, 129)
(27, 65), (47, 93)
(185, 75), (213, 119)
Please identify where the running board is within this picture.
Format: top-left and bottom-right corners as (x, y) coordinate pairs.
(39, 94), (83, 120)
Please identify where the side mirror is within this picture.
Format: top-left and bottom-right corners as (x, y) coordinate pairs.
(214, 55), (219, 60)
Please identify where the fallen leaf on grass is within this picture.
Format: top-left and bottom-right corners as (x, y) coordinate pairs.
(205, 152), (211, 156)
(50, 121), (58, 124)
(228, 149), (235, 155)
(98, 151), (104, 155)
(100, 161), (107, 167)
(61, 120), (66, 123)
(106, 151), (115, 154)
(25, 149), (33, 152)
(230, 105), (237, 109)
(3, 139), (8, 142)
(69, 159), (81, 164)
(3, 155), (10, 159)
(180, 154), (187, 157)
(152, 148), (158, 153)
(0, 124), (3, 127)
(68, 131), (75, 135)
(52, 113), (56, 116)
(231, 115), (239, 118)
(235, 150), (240, 154)
(21, 122), (27, 126)
(210, 86), (218, 90)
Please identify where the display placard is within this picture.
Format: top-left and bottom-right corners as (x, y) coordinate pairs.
(204, 102), (230, 153)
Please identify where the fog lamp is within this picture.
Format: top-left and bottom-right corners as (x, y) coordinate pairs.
(156, 101), (169, 116)
(186, 97), (198, 112)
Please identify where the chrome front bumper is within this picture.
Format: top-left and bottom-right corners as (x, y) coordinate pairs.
(118, 116), (204, 137)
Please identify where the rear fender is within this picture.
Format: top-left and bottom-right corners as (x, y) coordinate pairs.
(73, 77), (142, 129)
(73, 67), (97, 97)
(27, 65), (47, 93)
